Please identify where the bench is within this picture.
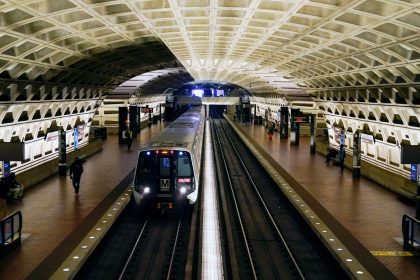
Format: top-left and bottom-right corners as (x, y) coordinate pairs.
(0, 211), (22, 256)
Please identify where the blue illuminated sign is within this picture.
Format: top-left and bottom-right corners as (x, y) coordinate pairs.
(2, 161), (10, 177)
(411, 164), (418, 182)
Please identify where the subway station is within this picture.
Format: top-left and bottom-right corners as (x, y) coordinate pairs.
(0, 1), (419, 279)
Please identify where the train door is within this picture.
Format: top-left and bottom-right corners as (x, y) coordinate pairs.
(158, 155), (174, 195)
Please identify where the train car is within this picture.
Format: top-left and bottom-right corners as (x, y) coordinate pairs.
(132, 106), (205, 209)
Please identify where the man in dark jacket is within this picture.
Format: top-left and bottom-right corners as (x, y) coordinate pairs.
(0, 178), (7, 219)
(70, 157), (84, 197)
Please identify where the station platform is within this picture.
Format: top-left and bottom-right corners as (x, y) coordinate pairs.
(230, 119), (419, 280)
(0, 123), (165, 280)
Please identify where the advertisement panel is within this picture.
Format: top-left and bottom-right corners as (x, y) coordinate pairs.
(77, 125), (85, 141)
(332, 126), (342, 143)
(45, 131), (59, 142)
(74, 127), (78, 150)
(361, 133), (374, 145)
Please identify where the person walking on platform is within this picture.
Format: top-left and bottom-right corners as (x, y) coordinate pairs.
(70, 157), (84, 197)
(338, 144), (346, 173)
(125, 129), (133, 151)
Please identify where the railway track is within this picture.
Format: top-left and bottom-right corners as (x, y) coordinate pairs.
(212, 116), (349, 280)
(119, 211), (189, 280)
(76, 202), (192, 280)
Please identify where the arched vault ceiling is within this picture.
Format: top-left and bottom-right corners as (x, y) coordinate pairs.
(0, 0), (419, 94)
(108, 67), (193, 98)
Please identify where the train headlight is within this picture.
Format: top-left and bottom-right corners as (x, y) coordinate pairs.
(180, 187), (187, 194)
(143, 187), (150, 194)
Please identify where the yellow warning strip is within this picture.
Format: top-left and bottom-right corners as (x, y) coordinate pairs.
(370, 251), (417, 257)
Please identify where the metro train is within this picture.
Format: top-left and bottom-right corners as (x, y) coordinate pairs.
(132, 106), (205, 209)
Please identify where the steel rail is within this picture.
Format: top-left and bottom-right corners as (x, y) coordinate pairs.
(118, 219), (149, 280)
(166, 217), (183, 280)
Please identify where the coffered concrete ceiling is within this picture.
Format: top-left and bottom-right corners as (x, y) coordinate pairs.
(0, 0), (418, 96)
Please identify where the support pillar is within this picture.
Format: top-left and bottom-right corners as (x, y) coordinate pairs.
(148, 107), (152, 126)
(129, 105), (138, 138)
(58, 129), (67, 176)
(290, 108), (300, 145)
(280, 106), (289, 139)
(352, 131), (361, 179)
(118, 106), (128, 144)
(309, 114), (316, 154)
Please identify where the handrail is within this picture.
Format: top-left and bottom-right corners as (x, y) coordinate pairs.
(0, 210), (22, 246)
(402, 214), (420, 250)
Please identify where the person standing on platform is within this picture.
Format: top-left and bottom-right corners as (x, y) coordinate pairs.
(0, 178), (7, 219)
(268, 122), (274, 140)
(8, 172), (24, 200)
(70, 157), (84, 197)
(338, 144), (346, 173)
(125, 129), (133, 151)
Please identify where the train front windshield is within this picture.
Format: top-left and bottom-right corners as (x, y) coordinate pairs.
(135, 150), (194, 195)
